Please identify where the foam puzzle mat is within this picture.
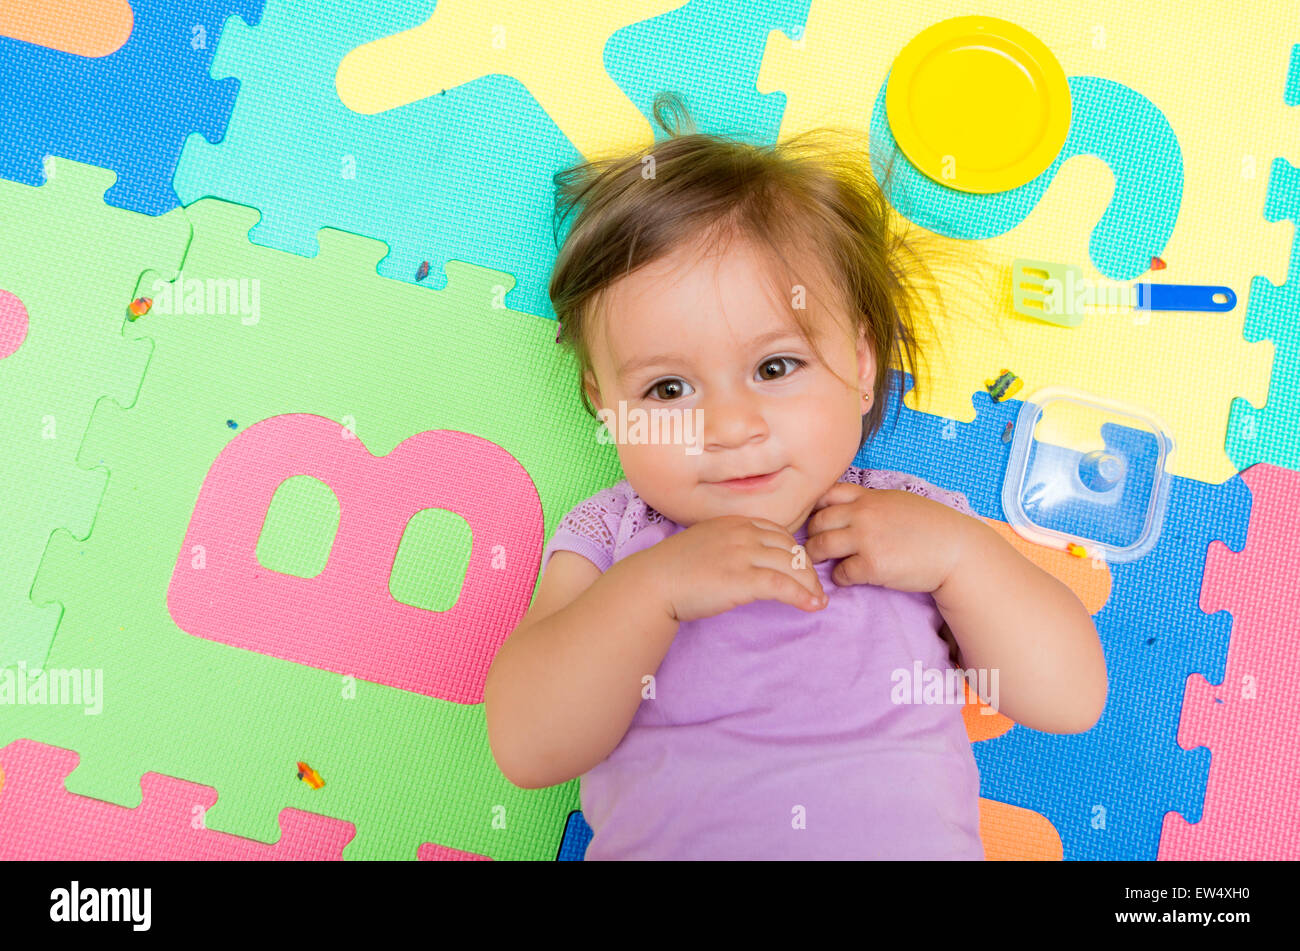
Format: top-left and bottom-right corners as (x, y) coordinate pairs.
(1, 1), (1296, 860)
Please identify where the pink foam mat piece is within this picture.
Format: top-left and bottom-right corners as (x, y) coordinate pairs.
(1160, 463), (1300, 859)
(168, 414), (543, 704)
(0, 288), (28, 359)
(417, 842), (491, 860)
(0, 738), (356, 860)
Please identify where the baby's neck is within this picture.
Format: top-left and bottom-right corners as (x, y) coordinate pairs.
(785, 502), (817, 539)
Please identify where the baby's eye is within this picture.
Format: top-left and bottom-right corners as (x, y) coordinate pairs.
(756, 356), (806, 381)
(645, 378), (694, 401)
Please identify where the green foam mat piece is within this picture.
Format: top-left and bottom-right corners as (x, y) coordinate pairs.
(12, 191), (621, 860)
(0, 160), (191, 671)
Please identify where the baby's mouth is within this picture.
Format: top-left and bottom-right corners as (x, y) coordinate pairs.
(707, 466), (787, 489)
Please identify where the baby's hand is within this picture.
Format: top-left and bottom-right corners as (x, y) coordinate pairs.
(646, 516), (827, 623)
(803, 482), (974, 593)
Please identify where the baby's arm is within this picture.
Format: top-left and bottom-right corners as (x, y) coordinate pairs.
(933, 517), (1108, 733)
(484, 546), (679, 790)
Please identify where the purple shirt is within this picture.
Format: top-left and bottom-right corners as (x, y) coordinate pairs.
(539, 464), (985, 860)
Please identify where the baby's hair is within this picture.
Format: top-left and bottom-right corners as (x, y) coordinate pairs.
(549, 90), (954, 449)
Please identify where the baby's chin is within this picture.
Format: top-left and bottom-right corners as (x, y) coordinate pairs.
(668, 489), (810, 533)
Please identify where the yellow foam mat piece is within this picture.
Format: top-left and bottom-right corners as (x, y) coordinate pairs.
(759, 1), (1290, 484)
(335, 0), (689, 160)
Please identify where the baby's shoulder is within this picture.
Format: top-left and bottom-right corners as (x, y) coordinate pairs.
(840, 465), (979, 519)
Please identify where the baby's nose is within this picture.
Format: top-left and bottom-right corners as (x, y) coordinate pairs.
(702, 392), (768, 450)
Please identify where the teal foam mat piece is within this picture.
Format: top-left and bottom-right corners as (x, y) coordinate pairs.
(174, 2), (578, 318)
(1227, 158), (1300, 473)
(174, 0), (811, 320)
(604, 0), (811, 141)
(869, 75), (1182, 281)
(1286, 43), (1300, 106)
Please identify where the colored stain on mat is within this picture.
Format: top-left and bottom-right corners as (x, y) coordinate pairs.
(985, 369), (1023, 402)
(227, 419), (238, 429)
(297, 761), (324, 789)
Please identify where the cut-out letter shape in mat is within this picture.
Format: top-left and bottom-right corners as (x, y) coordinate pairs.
(595, 1), (811, 157)
(759, 0), (1292, 484)
(170, 415), (539, 703)
(1161, 463), (1300, 860)
(335, 0), (689, 159)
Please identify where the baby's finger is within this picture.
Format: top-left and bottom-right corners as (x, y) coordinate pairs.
(813, 481), (863, 511)
(744, 519), (801, 552)
(798, 563), (826, 602)
(785, 543), (825, 596)
(752, 567), (827, 612)
(805, 501), (852, 536)
(755, 546), (824, 602)
(746, 517), (797, 540)
(829, 551), (877, 587)
(804, 525), (857, 564)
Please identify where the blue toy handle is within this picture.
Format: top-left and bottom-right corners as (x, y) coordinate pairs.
(1134, 283), (1236, 311)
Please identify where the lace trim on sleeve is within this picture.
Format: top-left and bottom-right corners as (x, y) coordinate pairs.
(841, 465), (979, 519)
(545, 479), (668, 573)
(617, 493), (666, 549)
(553, 482), (631, 552)
(555, 478), (665, 539)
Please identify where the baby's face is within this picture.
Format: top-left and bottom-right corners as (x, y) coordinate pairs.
(583, 231), (874, 536)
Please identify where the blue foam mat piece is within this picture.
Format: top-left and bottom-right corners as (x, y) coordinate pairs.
(859, 375), (1252, 859)
(0, 0), (265, 215)
(557, 811), (594, 861)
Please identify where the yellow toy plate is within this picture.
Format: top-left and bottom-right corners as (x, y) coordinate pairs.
(885, 16), (1071, 194)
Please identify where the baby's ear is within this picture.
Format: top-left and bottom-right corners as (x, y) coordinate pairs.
(582, 371), (603, 412)
(855, 326), (876, 388)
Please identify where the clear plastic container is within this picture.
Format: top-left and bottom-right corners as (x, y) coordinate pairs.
(1002, 386), (1174, 563)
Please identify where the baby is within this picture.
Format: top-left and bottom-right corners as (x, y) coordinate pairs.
(485, 93), (1107, 860)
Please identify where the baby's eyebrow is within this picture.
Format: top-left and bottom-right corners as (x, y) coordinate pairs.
(617, 351), (688, 381)
(616, 329), (802, 381)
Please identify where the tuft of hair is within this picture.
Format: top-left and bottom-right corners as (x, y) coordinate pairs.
(549, 90), (984, 449)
